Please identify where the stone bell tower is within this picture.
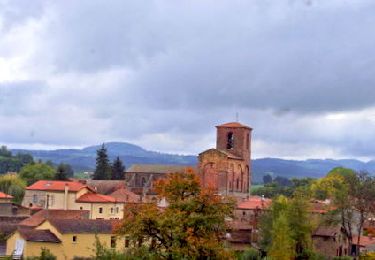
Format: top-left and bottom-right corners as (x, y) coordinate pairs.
(199, 122), (252, 197)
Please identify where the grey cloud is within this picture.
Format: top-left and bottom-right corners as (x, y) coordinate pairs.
(1, 0), (375, 159)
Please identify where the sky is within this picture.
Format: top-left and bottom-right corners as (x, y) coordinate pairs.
(1, 0), (375, 160)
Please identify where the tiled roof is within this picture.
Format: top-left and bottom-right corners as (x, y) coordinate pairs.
(18, 228), (61, 243)
(83, 180), (126, 195)
(48, 219), (120, 234)
(353, 236), (375, 246)
(19, 209), (90, 227)
(0, 191), (13, 199)
(110, 188), (140, 203)
(0, 217), (29, 236)
(76, 193), (117, 203)
(216, 122), (252, 130)
(127, 164), (196, 174)
(313, 225), (341, 237)
(26, 180), (88, 192)
(309, 200), (336, 214)
(237, 196), (272, 210)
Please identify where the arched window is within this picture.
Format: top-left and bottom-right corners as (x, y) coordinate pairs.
(141, 177), (147, 187)
(227, 132), (234, 149)
(246, 133), (250, 150)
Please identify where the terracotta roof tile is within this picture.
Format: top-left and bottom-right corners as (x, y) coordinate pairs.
(26, 180), (89, 192)
(0, 191), (13, 199)
(313, 225), (341, 237)
(110, 188), (140, 203)
(48, 219), (120, 234)
(237, 196), (272, 210)
(126, 164), (196, 174)
(76, 193), (117, 203)
(83, 180), (126, 195)
(18, 228), (61, 243)
(216, 122), (252, 129)
(19, 209), (90, 227)
(353, 236), (375, 246)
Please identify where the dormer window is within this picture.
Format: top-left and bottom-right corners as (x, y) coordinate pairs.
(227, 132), (234, 149)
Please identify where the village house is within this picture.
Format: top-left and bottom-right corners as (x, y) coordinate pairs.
(21, 180), (128, 219)
(312, 225), (348, 258)
(6, 218), (124, 260)
(22, 180), (94, 210)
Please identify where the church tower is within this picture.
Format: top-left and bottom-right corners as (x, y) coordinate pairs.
(198, 122), (252, 197)
(216, 122), (252, 163)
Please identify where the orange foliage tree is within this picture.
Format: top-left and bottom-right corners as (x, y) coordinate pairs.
(117, 170), (235, 259)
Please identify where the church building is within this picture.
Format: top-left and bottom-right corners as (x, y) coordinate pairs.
(198, 122), (252, 198)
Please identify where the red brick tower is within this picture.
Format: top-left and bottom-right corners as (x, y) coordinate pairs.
(199, 122), (252, 197)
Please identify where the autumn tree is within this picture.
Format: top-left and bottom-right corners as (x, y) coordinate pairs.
(111, 156), (125, 180)
(117, 171), (235, 259)
(93, 144), (111, 180)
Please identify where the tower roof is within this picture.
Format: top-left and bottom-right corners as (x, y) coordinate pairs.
(216, 122), (252, 130)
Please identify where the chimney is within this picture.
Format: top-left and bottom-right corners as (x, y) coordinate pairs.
(64, 183), (69, 210)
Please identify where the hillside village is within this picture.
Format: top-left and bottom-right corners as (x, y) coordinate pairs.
(0, 122), (375, 259)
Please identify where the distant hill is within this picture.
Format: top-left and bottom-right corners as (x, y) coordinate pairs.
(10, 142), (375, 182)
(12, 142), (197, 172)
(252, 158), (375, 183)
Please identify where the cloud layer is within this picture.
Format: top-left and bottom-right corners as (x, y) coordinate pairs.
(1, 0), (375, 159)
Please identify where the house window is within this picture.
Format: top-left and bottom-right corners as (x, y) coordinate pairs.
(227, 132), (234, 149)
(80, 207), (83, 210)
(33, 194), (38, 203)
(125, 237), (130, 248)
(72, 236), (77, 243)
(99, 207), (103, 214)
(242, 211), (246, 216)
(111, 236), (116, 248)
(116, 207), (119, 213)
(110, 208), (114, 214)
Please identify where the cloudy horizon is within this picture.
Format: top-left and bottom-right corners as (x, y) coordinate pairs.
(1, 0), (375, 161)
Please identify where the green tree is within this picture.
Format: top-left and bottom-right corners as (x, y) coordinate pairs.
(268, 214), (295, 260)
(118, 170), (235, 259)
(0, 173), (26, 204)
(314, 168), (375, 256)
(0, 145), (12, 157)
(111, 156), (125, 180)
(259, 194), (315, 259)
(263, 174), (273, 184)
(55, 163), (74, 180)
(19, 163), (55, 185)
(93, 144), (111, 180)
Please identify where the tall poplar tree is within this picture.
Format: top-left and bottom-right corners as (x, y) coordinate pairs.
(111, 156), (125, 180)
(93, 144), (111, 180)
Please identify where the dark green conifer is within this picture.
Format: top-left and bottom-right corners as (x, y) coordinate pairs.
(111, 156), (125, 180)
(93, 144), (111, 180)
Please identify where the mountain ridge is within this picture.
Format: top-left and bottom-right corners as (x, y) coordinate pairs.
(10, 142), (375, 183)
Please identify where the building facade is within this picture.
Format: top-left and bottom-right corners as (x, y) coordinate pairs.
(198, 122), (252, 197)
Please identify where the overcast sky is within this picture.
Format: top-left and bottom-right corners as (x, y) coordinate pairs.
(1, 0), (375, 160)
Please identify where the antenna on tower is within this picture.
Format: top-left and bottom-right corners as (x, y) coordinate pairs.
(235, 112), (239, 122)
